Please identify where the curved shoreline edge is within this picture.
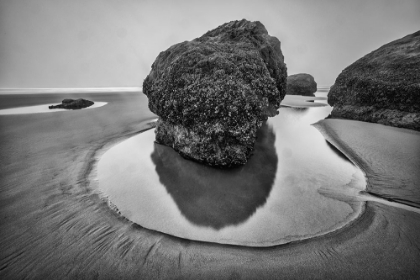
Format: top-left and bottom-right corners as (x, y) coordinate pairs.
(92, 119), (366, 248)
(78, 116), (420, 279)
(313, 119), (420, 209)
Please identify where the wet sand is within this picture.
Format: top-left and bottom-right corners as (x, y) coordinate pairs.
(314, 119), (420, 208)
(1, 93), (419, 279)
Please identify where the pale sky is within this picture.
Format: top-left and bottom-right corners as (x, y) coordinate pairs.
(0, 0), (419, 88)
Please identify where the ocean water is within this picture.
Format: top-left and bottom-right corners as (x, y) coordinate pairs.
(98, 89), (366, 247)
(0, 87), (330, 110)
(0, 88), (140, 113)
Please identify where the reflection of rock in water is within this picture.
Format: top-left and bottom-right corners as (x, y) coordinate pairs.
(151, 122), (277, 230)
(290, 107), (309, 112)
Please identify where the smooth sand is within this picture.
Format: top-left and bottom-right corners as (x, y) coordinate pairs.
(314, 119), (420, 208)
(1, 94), (419, 279)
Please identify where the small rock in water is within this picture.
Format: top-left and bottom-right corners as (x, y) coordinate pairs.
(286, 73), (317, 96)
(143, 19), (287, 167)
(49, 98), (94, 110)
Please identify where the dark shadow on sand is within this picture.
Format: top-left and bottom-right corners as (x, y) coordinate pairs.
(325, 140), (354, 165)
(151, 122), (278, 230)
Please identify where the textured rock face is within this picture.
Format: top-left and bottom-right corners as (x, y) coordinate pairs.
(143, 19), (287, 166)
(49, 99), (94, 109)
(286, 73), (317, 96)
(328, 30), (420, 131)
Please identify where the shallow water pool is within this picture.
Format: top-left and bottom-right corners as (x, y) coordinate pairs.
(98, 94), (366, 247)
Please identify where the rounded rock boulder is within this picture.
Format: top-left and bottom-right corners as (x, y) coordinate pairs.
(286, 73), (317, 96)
(143, 19), (287, 167)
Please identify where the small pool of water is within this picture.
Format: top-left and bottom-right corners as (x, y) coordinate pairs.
(0, 102), (107, 115)
(98, 96), (366, 247)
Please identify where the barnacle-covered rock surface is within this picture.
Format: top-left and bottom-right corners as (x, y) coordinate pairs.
(286, 73), (317, 96)
(328, 30), (420, 131)
(143, 19), (287, 166)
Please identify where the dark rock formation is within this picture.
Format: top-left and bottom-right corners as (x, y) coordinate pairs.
(143, 19), (287, 166)
(49, 99), (94, 110)
(286, 73), (317, 96)
(328, 30), (420, 130)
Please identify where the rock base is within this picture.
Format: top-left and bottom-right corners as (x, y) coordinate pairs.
(330, 105), (420, 130)
(154, 118), (260, 167)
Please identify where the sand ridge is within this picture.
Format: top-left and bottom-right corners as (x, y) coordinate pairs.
(314, 119), (420, 208)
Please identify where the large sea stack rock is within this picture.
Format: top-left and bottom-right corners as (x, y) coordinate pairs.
(328, 31), (420, 130)
(49, 98), (94, 109)
(286, 73), (317, 96)
(143, 19), (287, 167)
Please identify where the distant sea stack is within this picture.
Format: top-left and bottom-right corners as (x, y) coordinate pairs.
(286, 73), (317, 96)
(328, 31), (420, 131)
(143, 19), (287, 167)
(49, 99), (94, 110)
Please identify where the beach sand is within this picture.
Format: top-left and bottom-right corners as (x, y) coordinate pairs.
(314, 119), (420, 208)
(1, 93), (419, 279)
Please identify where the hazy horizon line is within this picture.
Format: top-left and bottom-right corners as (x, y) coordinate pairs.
(0, 87), (143, 94)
